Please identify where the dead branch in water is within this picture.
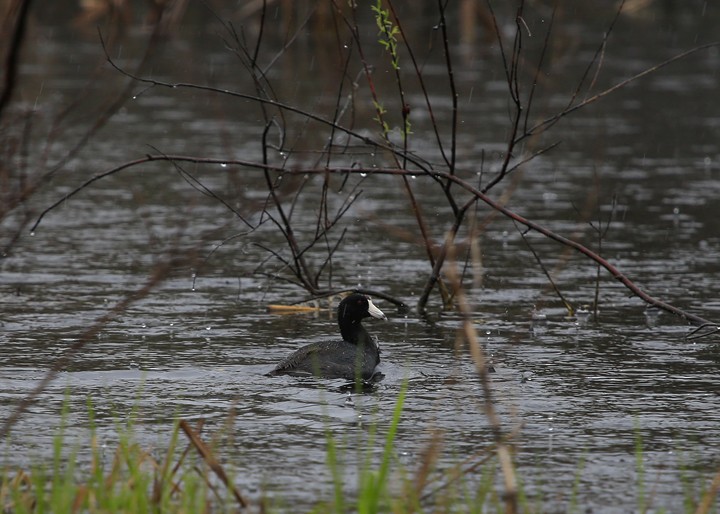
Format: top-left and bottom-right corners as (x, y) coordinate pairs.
(26, 0), (720, 330)
(31, 156), (717, 328)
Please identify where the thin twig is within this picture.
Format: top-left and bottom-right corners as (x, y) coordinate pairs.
(526, 40), (720, 139)
(436, 0), (459, 208)
(102, 24), (436, 176)
(482, 0), (526, 193)
(515, 222), (574, 315)
(523, 4), (556, 134)
(385, 0), (451, 170)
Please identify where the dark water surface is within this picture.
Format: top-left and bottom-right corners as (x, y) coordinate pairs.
(2, 2), (720, 512)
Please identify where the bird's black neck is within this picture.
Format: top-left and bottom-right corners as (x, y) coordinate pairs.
(340, 320), (371, 345)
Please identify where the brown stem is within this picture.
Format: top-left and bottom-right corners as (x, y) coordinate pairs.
(179, 420), (248, 509)
(262, 123), (317, 292)
(436, 0), (460, 212)
(445, 244), (517, 514)
(416, 198), (475, 315)
(483, 0), (525, 193)
(0, 0), (33, 119)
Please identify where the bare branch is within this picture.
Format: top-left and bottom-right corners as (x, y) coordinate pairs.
(526, 41), (720, 139)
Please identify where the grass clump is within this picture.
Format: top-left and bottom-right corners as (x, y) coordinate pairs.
(4, 392), (720, 513)
(0, 408), (242, 514)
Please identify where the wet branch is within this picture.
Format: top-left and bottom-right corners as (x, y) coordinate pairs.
(31, 3), (720, 327)
(340, 0), (453, 305)
(34, 155), (716, 327)
(435, 0), (460, 204)
(261, 123), (317, 292)
(100, 34), (432, 175)
(444, 171), (714, 327)
(524, 40), (720, 140)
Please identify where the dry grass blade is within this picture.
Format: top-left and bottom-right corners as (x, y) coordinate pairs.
(445, 238), (518, 514)
(179, 419), (248, 509)
(413, 429), (443, 498)
(694, 466), (720, 514)
(153, 420), (204, 505)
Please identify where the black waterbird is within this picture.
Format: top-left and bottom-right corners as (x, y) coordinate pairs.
(268, 293), (387, 381)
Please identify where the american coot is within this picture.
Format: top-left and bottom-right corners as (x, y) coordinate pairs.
(268, 293), (387, 381)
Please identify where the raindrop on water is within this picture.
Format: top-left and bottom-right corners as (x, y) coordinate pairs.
(542, 191), (557, 202)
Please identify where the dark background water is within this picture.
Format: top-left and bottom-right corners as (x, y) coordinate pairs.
(2, 1), (720, 511)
